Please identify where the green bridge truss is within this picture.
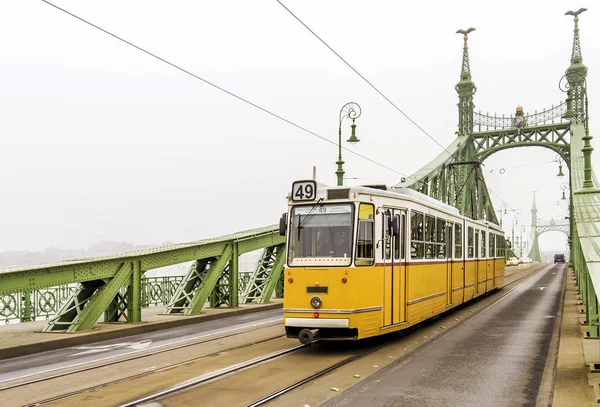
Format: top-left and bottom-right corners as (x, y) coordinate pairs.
(0, 226), (285, 332)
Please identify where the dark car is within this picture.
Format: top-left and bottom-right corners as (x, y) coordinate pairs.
(554, 253), (566, 263)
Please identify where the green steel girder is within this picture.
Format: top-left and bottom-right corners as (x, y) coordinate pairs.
(210, 265), (231, 308)
(474, 123), (571, 163)
(259, 245), (286, 303)
(43, 261), (134, 332)
(240, 246), (277, 303)
(0, 226), (284, 331)
(0, 226), (283, 296)
(165, 260), (211, 314)
(184, 245), (233, 315)
(240, 244), (286, 304)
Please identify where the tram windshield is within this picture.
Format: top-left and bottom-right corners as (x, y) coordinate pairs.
(288, 203), (354, 266)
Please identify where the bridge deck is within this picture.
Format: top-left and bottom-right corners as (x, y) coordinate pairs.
(0, 300), (282, 360)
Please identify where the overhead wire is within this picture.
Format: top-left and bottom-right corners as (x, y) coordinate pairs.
(276, 0), (457, 160)
(40, 0), (413, 181)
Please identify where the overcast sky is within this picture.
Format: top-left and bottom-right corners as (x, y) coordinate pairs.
(1, 0), (597, 255)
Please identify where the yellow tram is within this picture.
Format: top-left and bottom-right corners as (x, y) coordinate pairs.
(280, 180), (506, 344)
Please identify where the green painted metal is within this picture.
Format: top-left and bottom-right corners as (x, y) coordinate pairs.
(1, 226), (284, 331)
(164, 259), (211, 314)
(259, 245), (286, 303)
(240, 246), (277, 303)
(43, 261), (131, 332)
(130, 260), (142, 322)
(186, 245), (232, 314)
(336, 102), (362, 186)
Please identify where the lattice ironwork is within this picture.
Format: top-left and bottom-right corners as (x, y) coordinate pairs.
(1, 284), (78, 324)
(474, 102), (567, 130)
(142, 276), (185, 307)
(210, 265), (231, 307)
(473, 123), (571, 161)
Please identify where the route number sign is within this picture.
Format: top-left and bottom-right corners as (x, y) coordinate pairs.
(291, 181), (317, 202)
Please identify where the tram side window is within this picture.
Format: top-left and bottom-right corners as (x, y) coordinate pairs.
(481, 231), (486, 258)
(410, 211), (424, 259)
(356, 204), (375, 266)
(455, 223), (463, 259)
(497, 235), (504, 257)
(394, 214), (401, 260)
(436, 218), (446, 259)
(467, 226), (474, 258)
(383, 212), (392, 260)
(425, 215), (436, 259)
(489, 233), (495, 257)
(401, 214), (406, 260)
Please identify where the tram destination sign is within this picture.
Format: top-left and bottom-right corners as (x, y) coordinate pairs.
(291, 180), (317, 202)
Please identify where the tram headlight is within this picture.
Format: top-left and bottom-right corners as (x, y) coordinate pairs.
(310, 296), (322, 309)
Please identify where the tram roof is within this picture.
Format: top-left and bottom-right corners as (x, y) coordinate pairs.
(323, 183), (461, 215)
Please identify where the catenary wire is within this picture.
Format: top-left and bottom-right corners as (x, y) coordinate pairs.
(41, 1), (502, 203)
(40, 0), (414, 181)
(276, 0), (457, 159)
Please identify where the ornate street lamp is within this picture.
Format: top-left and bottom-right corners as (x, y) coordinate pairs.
(336, 102), (362, 186)
(555, 154), (565, 177)
(497, 202), (508, 228)
(560, 182), (569, 200)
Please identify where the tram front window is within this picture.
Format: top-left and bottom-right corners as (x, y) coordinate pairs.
(288, 203), (353, 266)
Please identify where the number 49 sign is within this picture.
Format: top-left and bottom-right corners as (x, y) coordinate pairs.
(291, 180), (317, 202)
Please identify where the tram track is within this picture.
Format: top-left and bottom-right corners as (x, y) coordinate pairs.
(0, 318), (284, 392)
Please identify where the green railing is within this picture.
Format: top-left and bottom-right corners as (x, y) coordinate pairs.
(1, 284), (78, 324)
(570, 123), (600, 337)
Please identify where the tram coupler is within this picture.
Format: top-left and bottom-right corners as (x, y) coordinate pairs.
(298, 328), (317, 345)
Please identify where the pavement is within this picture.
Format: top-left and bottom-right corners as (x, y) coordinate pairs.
(552, 267), (595, 406)
(0, 300), (282, 360)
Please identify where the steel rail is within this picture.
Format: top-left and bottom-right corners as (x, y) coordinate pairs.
(19, 334), (290, 407)
(0, 319), (283, 391)
(119, 344), (308, 407)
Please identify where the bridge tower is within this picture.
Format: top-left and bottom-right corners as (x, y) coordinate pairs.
(528, 192), (542, 262)
(395, 12), (583, 230)
(452, 28), (486, 220)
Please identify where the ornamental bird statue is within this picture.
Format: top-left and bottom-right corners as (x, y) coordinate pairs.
(565, 8), (587, 17)
(456, 28), (476, 35)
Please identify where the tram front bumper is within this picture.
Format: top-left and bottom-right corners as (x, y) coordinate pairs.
(285, 317), (349, 328)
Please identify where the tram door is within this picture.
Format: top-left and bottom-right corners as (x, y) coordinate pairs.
(382, 209), (407, 326)
(445, 224), (453, 306)
(474, 230), (480, 296)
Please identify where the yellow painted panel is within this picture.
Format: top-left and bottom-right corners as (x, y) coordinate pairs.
(383, 268), (392, 326)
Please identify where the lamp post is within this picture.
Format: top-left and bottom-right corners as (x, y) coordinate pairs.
(555, 153), (565, 177)
(560, 182), (569, 200)
(497, 202), (508, 228)
(336, 102), (362, 186)
(511, 209), (521, 251)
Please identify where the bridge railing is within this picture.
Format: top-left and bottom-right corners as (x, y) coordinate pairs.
(0, 272), (256, 325)
(0, 226), (285, 332)
(570, 124), (600, 337)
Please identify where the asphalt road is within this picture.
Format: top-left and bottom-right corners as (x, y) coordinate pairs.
(0, 308), (283, 384)
(323, 264), (564, 407)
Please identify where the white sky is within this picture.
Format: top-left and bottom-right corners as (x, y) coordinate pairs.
(0, 0), (597, 255)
